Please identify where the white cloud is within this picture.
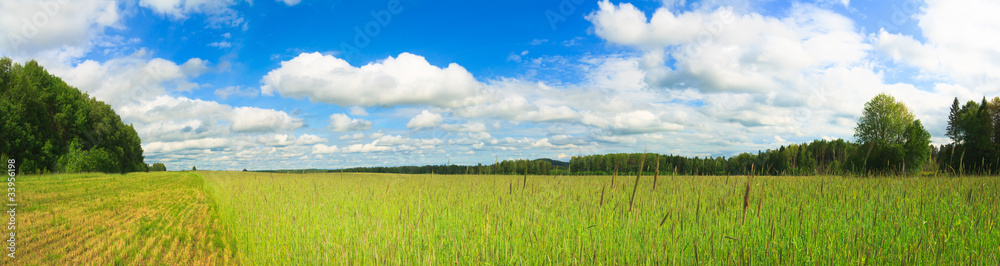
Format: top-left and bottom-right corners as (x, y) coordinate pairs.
(144, 137), (230, 153)
(348, 106), (369, 116)
(254, 134), (328, 147)
(209, 41), (231, 48)
(119, 95), (303, 138)
(138, 0), (245, 28)
(231, 107), (304, 132)
(406, 110), (444, 129)
(277, 0), (301, 6)
(582, 110), (684, 134)
(454, 80), (582, 123)
(329, 113), (373, 132)
(875, 0), (1000, 90)
(0, 0), (120, 60)
(312, 144), (339, 154)
(51, 51), (208, 107)
(214, 86), (259, 99)
(261, 52), (484, 108)
(441, 122), (487, 132)
(119, 95), (230, 124)
(588, 1), (869, 93)
(341, 143), (391, 153)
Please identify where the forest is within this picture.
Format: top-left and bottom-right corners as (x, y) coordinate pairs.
(0, 58), (146, 174)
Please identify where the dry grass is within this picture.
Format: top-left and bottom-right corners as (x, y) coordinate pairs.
(15, 172), (235, 265)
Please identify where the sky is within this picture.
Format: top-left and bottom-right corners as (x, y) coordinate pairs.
(2, 0), (999, 171)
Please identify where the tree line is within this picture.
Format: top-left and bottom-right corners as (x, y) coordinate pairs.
(1, 58), (147, 174)
(936, 97), (1000, 174)
(322, 93), (998, 177)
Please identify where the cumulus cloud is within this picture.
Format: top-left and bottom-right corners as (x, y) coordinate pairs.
(441, 122), (487, 132)
(0, 0), (120, 60)
(144, 137), (230, 153)
(329, 113), (373, 132)
(261, 52), (484, 108)
(231, 106), (304, 132)
(406, 110), (444, 129)
(312, 134), (443, 154)
(51, 51), (209, 107)
(348, 106), (369, 116)
(875, 0), (1000, 90)
(588, 1), (869, 93)
(582, 110), (683, 134)
(119, 95), (303, 138)
(254, 134), (328, 147)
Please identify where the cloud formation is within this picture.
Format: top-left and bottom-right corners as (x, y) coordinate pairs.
(261, 52), (484, 108)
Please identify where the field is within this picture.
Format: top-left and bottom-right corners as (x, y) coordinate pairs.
(15, 171), (1000, 264)
(15, 172), (235, 265)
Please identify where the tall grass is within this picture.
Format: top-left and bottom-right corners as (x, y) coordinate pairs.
(200, 172), (999, 264)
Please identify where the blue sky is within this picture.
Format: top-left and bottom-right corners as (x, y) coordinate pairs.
(3, 0), (999, 170)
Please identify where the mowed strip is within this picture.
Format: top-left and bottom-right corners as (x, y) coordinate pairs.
(15, 172), (236, 265)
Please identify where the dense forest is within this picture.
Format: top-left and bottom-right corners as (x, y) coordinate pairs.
(0, 58), (147, 174)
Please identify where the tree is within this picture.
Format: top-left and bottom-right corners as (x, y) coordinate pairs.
(1, 58), (146, 174)
(150, 163), (167, 171)
(903, 120), (932, 175)
(855, 93), (915, 145)
(854, 93), (922, 175)
(991, 97), (1000, 147)
(192, 166), (197, 171)
(947, 97), (961, 143)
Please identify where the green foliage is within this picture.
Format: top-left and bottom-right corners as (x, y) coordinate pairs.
(855, 93), (914, 145)
(851, 94), (934, 176)
(903, 120), (932, 175)
(150, 163), (167, 172)
(57, 141), (117, 173)
(192, 166), (197, 171)
(947, 97), (961, 142)
(935, 97), (1000, 175)
(0, 58), (145, 174)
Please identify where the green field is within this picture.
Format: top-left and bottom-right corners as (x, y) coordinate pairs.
(17, 171), (1000, 264)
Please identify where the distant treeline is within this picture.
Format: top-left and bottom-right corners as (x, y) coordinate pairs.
(0, 58), (146, 174)
(302, 95), (999, 177)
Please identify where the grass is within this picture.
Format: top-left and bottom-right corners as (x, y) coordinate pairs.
(200, 171), (1000, 264)
(15, 171), (1000, 264)
(16, 172), (235, 265)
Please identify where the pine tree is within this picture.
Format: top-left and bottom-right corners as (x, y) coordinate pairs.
(947, 97), (961, 143)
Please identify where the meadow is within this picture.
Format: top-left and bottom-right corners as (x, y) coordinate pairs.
(15, 171), (1000, 264)
(201, 171), (999, 264)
